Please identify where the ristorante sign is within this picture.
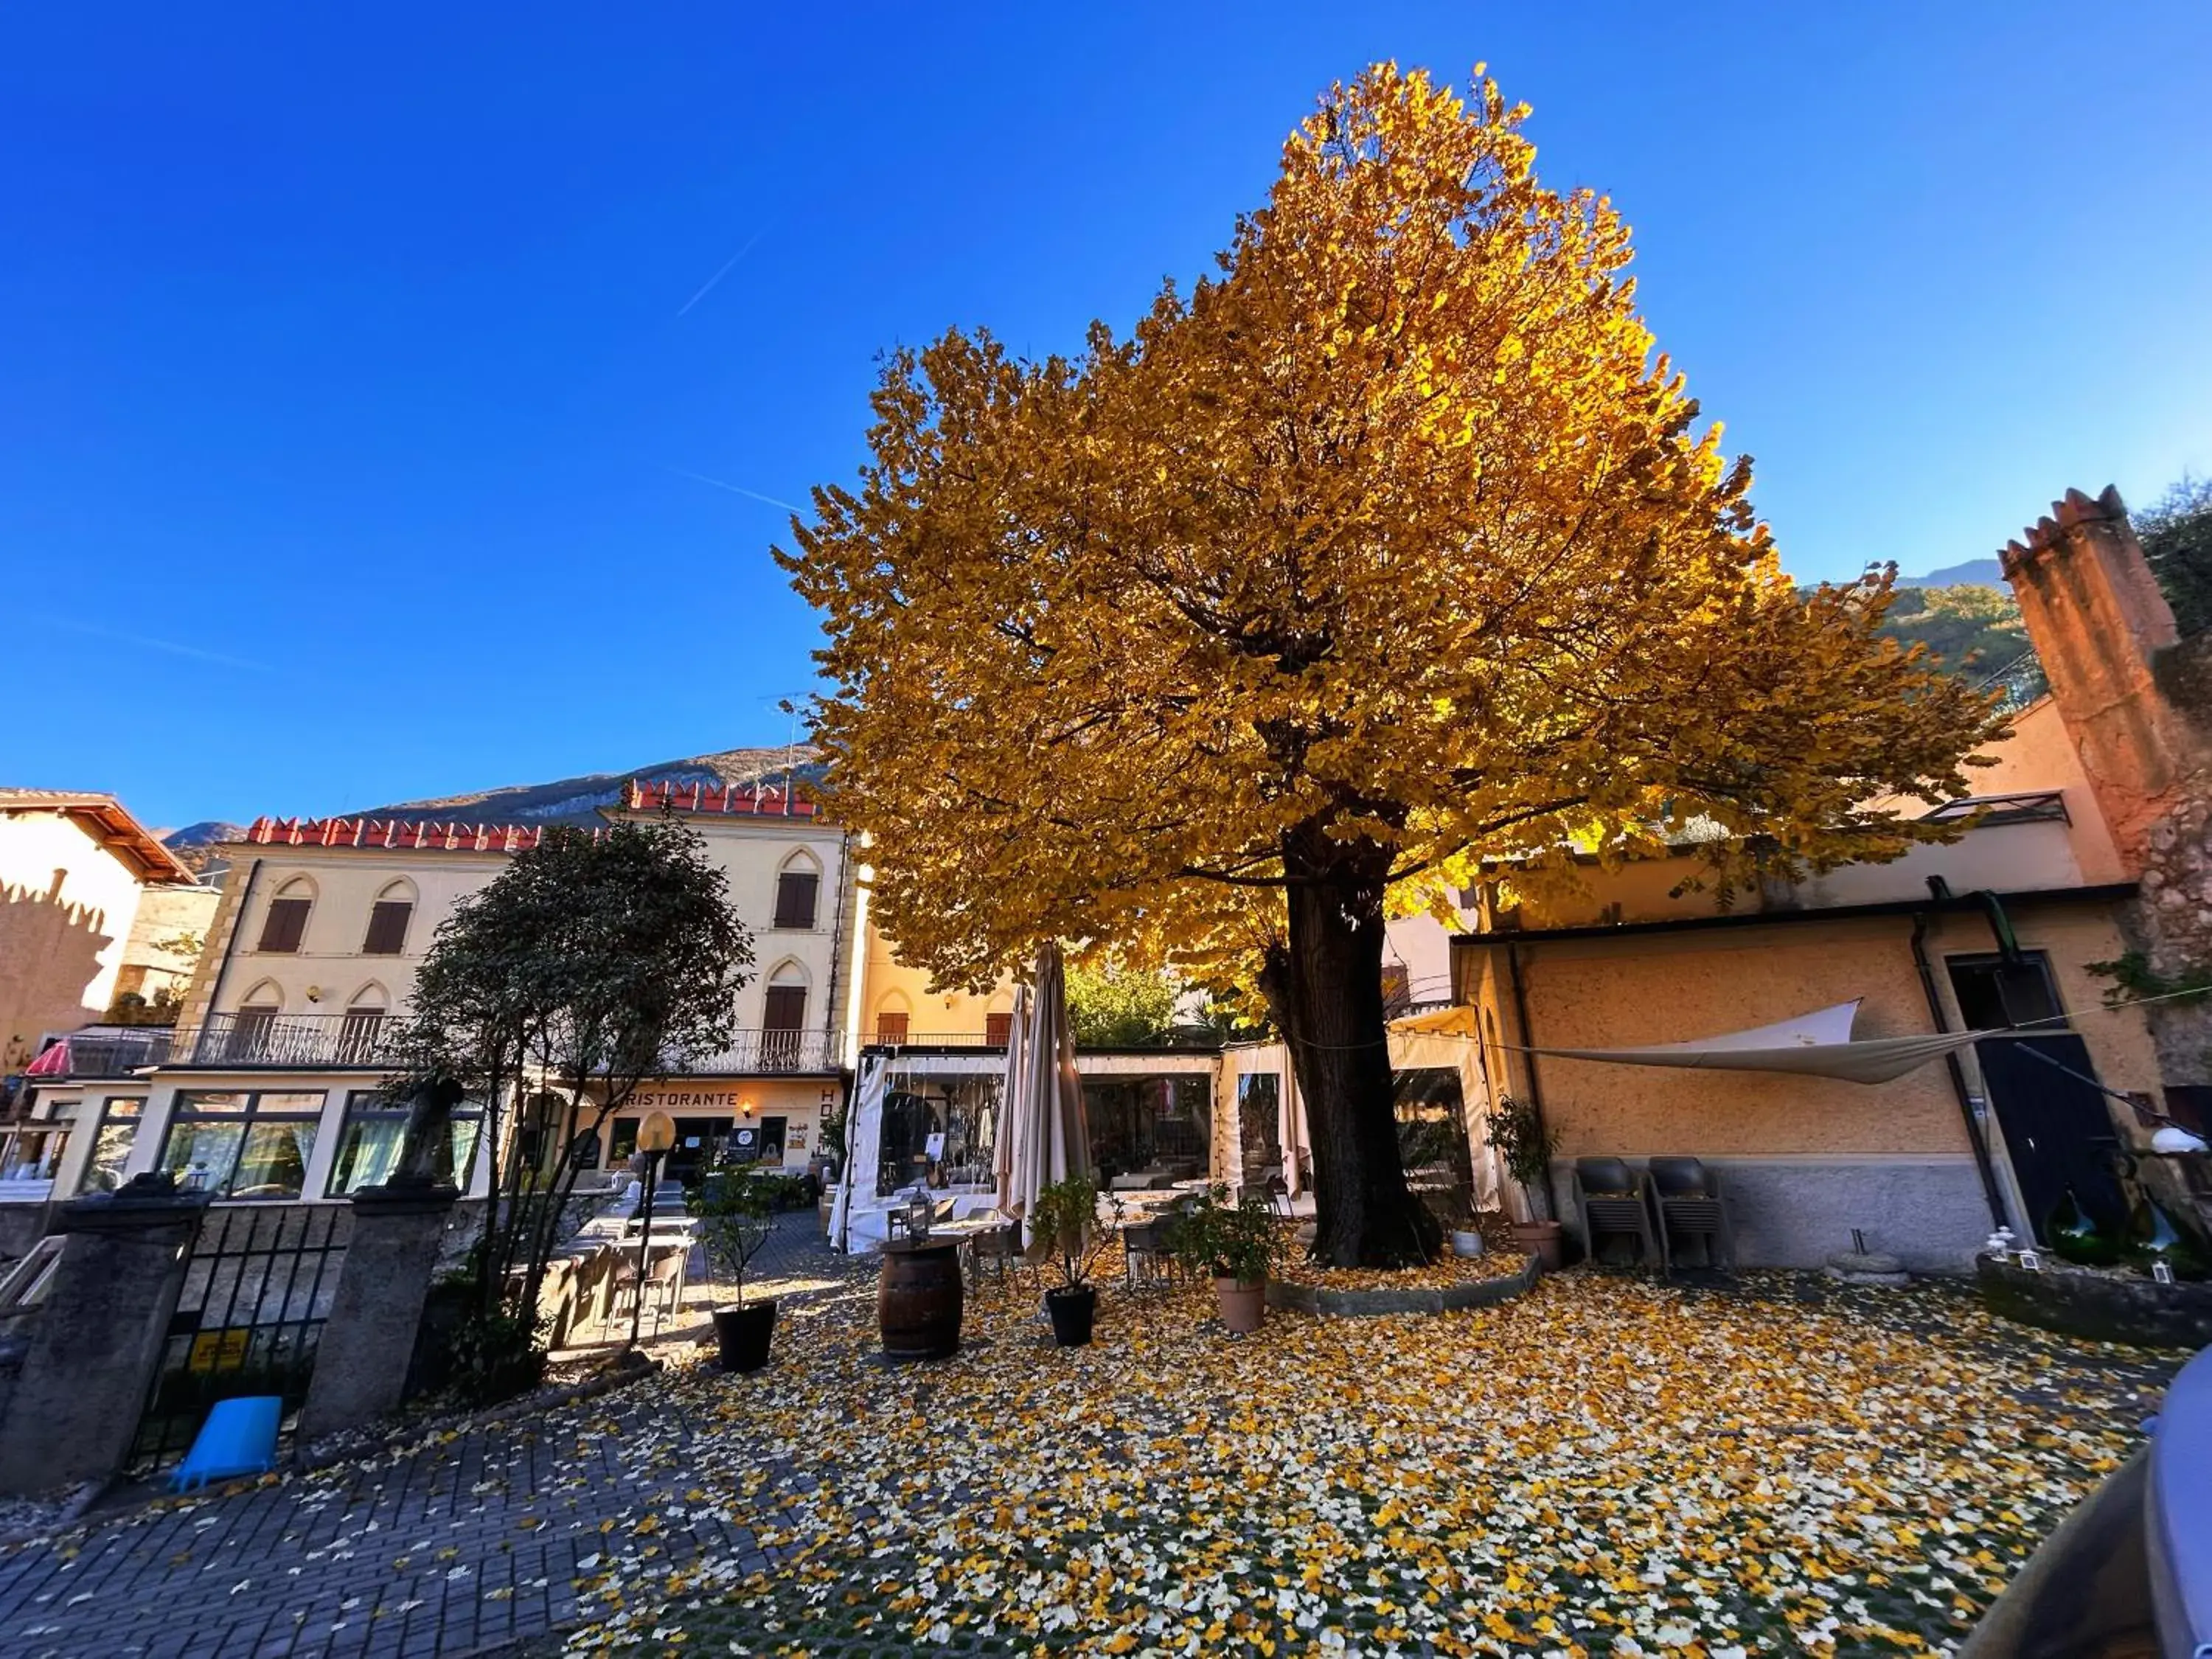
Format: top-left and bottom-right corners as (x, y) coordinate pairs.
(629, 1085), (747, 1113)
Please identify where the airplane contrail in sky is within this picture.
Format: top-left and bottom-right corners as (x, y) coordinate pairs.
(662, 465), (802, 514)
(675, 229), (766, 318)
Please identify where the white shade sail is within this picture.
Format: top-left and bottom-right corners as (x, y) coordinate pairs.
(1392, 1000), (1988, 1086)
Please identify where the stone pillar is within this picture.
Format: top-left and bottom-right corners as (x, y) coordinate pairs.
(298, 1179), (459, 1442)
(0, 1176), (206, 1496)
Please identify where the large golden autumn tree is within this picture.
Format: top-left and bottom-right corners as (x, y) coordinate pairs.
(782, 65), (2006, 1267)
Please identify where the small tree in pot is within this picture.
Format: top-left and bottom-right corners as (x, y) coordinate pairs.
(689, 1159), (779, 1371)
(1169, 1184), (1277, 1335)
(1029, 1176), (1115, 1346)
(1484, 1097), (1562, 1270)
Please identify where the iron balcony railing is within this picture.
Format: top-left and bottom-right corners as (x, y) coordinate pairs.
(32, 1029), (175, 1077)
(863, 1029), (1228, 1052)
(180, 1013), (846, 1075)
(183, 1012), (396, 1068)
(680, 1029), (846, 1074)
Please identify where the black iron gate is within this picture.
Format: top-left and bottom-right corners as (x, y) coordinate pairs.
(131, 1203), (350, 1470)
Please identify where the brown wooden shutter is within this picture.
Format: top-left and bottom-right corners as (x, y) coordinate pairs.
(875, 1011), (910, 1044)
(985, 1012), (1012, 1047)
(773, 871), (819, 930)
(258, 897), (310, 953)
(762, 986), (807, 1032)
(361, 900), (412, 955)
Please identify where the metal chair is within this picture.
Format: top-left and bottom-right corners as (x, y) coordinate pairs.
(1572, 1157), (1662, 1268)
(1121, 1218), (1175, 1290)
(1647, 1156), (1736, 1274)
(967, 1220), (1020, 1287)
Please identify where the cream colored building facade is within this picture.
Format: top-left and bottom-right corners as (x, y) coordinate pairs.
(88, 780), (1006, 1207)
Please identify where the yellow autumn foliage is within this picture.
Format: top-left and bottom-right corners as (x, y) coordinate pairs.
(782, 63), (2001, 997)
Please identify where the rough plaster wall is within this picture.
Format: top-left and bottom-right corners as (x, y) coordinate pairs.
(0, 815), (137, 1067)
(1515, 920), (1967, 1158)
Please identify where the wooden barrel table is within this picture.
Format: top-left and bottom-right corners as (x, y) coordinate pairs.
(878, 1239), (964, 1360)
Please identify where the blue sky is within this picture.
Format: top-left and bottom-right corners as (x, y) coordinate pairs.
(5, 3), (2208, 830)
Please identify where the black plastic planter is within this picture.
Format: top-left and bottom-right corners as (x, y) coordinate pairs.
(713, 1299), (776, 1373)
(1045, 1284), (1096, 1347)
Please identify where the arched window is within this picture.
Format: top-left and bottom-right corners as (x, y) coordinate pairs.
(226, 981), (285, 1062)
(256, 876), (314, 953)
(361, 878), (415, 955)
(761, 959), (809, 1067)
(874, 990), (913, 1045)
(773, 849), (822, 930)
(339, 983), (389, 1065)
(237, 978), (285, 1012)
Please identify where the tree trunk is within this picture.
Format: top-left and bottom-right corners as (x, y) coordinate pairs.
(1266, 822), (1439, 1267)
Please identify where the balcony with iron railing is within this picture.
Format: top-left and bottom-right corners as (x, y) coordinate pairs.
(175, 1012), (848, 1075)
(862, 1028), (1229, 1054)
(25, 1027), (175, 1078)
(179, 1012), (397, 1069)
(680, 1029), (846, 1075)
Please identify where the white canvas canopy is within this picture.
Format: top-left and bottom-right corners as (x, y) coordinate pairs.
(1392, 999), (1986, 1086)
(829, 1051), (888, 1251)
(994, 942), (1092, 1245)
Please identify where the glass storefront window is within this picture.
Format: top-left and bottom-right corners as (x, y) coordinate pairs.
(78, 1096), (143, 1194)
(326, 1091), (484, 1196)
(160, 1090), (326, 1200)
(877, 1074), (1001, 1194)
(231, 1122), (319, 1198)
(0, 1127), (69, 1183)
(1083, 1074), (1211, 1185)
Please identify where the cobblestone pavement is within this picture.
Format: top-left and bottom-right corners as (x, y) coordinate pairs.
(0, 1213), (844, 1659)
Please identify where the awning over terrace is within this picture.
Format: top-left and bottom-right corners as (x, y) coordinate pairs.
(1391, 999), (1988, 1086)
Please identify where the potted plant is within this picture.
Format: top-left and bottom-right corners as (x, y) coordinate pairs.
(1169, 1183), (1276, 1335)
(1485, 1096), (1562, 1270)
(688, 1158), (779, 1371)
(1029, 1176), (1113, 1346)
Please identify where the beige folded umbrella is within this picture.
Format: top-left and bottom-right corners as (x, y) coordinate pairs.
(994, 942), (1092, 1245)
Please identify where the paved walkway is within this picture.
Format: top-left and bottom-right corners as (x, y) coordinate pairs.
(0, 1214), (842, 1659)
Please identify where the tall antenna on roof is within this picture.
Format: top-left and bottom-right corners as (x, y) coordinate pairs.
(775, 695), (804, 815)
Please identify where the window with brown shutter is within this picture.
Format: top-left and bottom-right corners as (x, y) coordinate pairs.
(257, 897), (310, 953)
(985, 1012), (1012, 1048)
(772, 870), (819, 930)
(876, 1011), (910, 1044)
(361, 900), (412, 955)
(762, 984), (807, 1068)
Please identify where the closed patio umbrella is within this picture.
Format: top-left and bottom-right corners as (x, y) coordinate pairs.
(994, 942), (1091, 1247)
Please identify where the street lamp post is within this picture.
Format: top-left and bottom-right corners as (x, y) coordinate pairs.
(630, 1110), (676, 1349)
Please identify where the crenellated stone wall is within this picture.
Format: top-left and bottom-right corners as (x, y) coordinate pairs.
(2002, 486), (2212, 1085)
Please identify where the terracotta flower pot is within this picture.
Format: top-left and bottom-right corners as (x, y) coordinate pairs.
(1214, 1275), (1266, 1335)
(1510, 1220), (1564, 1271)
